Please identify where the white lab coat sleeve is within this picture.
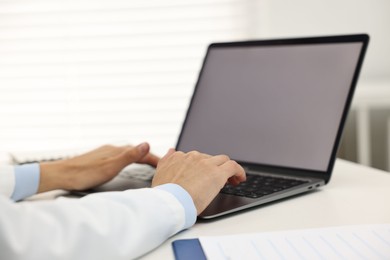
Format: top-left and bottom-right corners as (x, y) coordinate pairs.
(0, 186), (194, 260)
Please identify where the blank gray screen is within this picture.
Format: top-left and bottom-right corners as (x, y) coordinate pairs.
(177, 43), (362, 171)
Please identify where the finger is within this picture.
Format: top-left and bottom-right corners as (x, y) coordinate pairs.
(207, 154), (230, 166)
(219, 160), (246, 183)
(137, 153), (160, 167)
(115, 142), (151, 169)
(227, 175), (243, 186)
(119, 144), (160, 166)
(160, 148), (176, 162)
(183, 151), (211, 161)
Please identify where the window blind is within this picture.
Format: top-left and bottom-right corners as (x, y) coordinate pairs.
(0, 0), (255, 161)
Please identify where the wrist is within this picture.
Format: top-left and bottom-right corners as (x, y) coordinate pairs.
(38, 160), (70, 192)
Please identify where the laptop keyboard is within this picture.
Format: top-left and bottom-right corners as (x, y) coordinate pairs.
(221, 173), (309, 199)
(119, 165), (155, 181)
(118, 166), (309, 198)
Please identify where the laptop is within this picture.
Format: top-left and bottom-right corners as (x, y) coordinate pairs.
(80, 34), (369, 219)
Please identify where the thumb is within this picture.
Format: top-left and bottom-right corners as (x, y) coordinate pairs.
(118, 142), (150, 167)
(135, 142), (150, 156)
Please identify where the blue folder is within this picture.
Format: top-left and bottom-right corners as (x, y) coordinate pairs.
(172, 239), (207, 260)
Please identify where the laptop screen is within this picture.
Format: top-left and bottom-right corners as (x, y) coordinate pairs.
(177, 39), (365, 172)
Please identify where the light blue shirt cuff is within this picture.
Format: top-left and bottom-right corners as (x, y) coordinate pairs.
(11, 163), (40, 201)
(155, 184), (197, 229)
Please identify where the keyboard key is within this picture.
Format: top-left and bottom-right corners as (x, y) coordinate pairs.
(221, 173), (308, 198)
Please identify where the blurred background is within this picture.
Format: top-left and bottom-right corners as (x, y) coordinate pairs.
(0, 0), (389, 171)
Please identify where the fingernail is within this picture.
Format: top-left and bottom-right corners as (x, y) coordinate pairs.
(137, 142), (149, 153)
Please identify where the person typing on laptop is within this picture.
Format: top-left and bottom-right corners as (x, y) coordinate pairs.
(0, 142), (246, 259)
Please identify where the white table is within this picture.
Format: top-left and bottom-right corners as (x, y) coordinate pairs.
(141, 159), (390, 259)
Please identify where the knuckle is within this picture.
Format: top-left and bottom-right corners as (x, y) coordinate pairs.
(101, 144), (115, 150)
(173, 151), (185, 157)
(164, 151), (183, 162)
(220, 154), (230, 161)
(225, 160), (240, 170)
(225, 160), (236, 168)
(186, 150), (200, 158)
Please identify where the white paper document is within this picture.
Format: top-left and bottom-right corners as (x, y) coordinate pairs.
(199, 224), (390, 260)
